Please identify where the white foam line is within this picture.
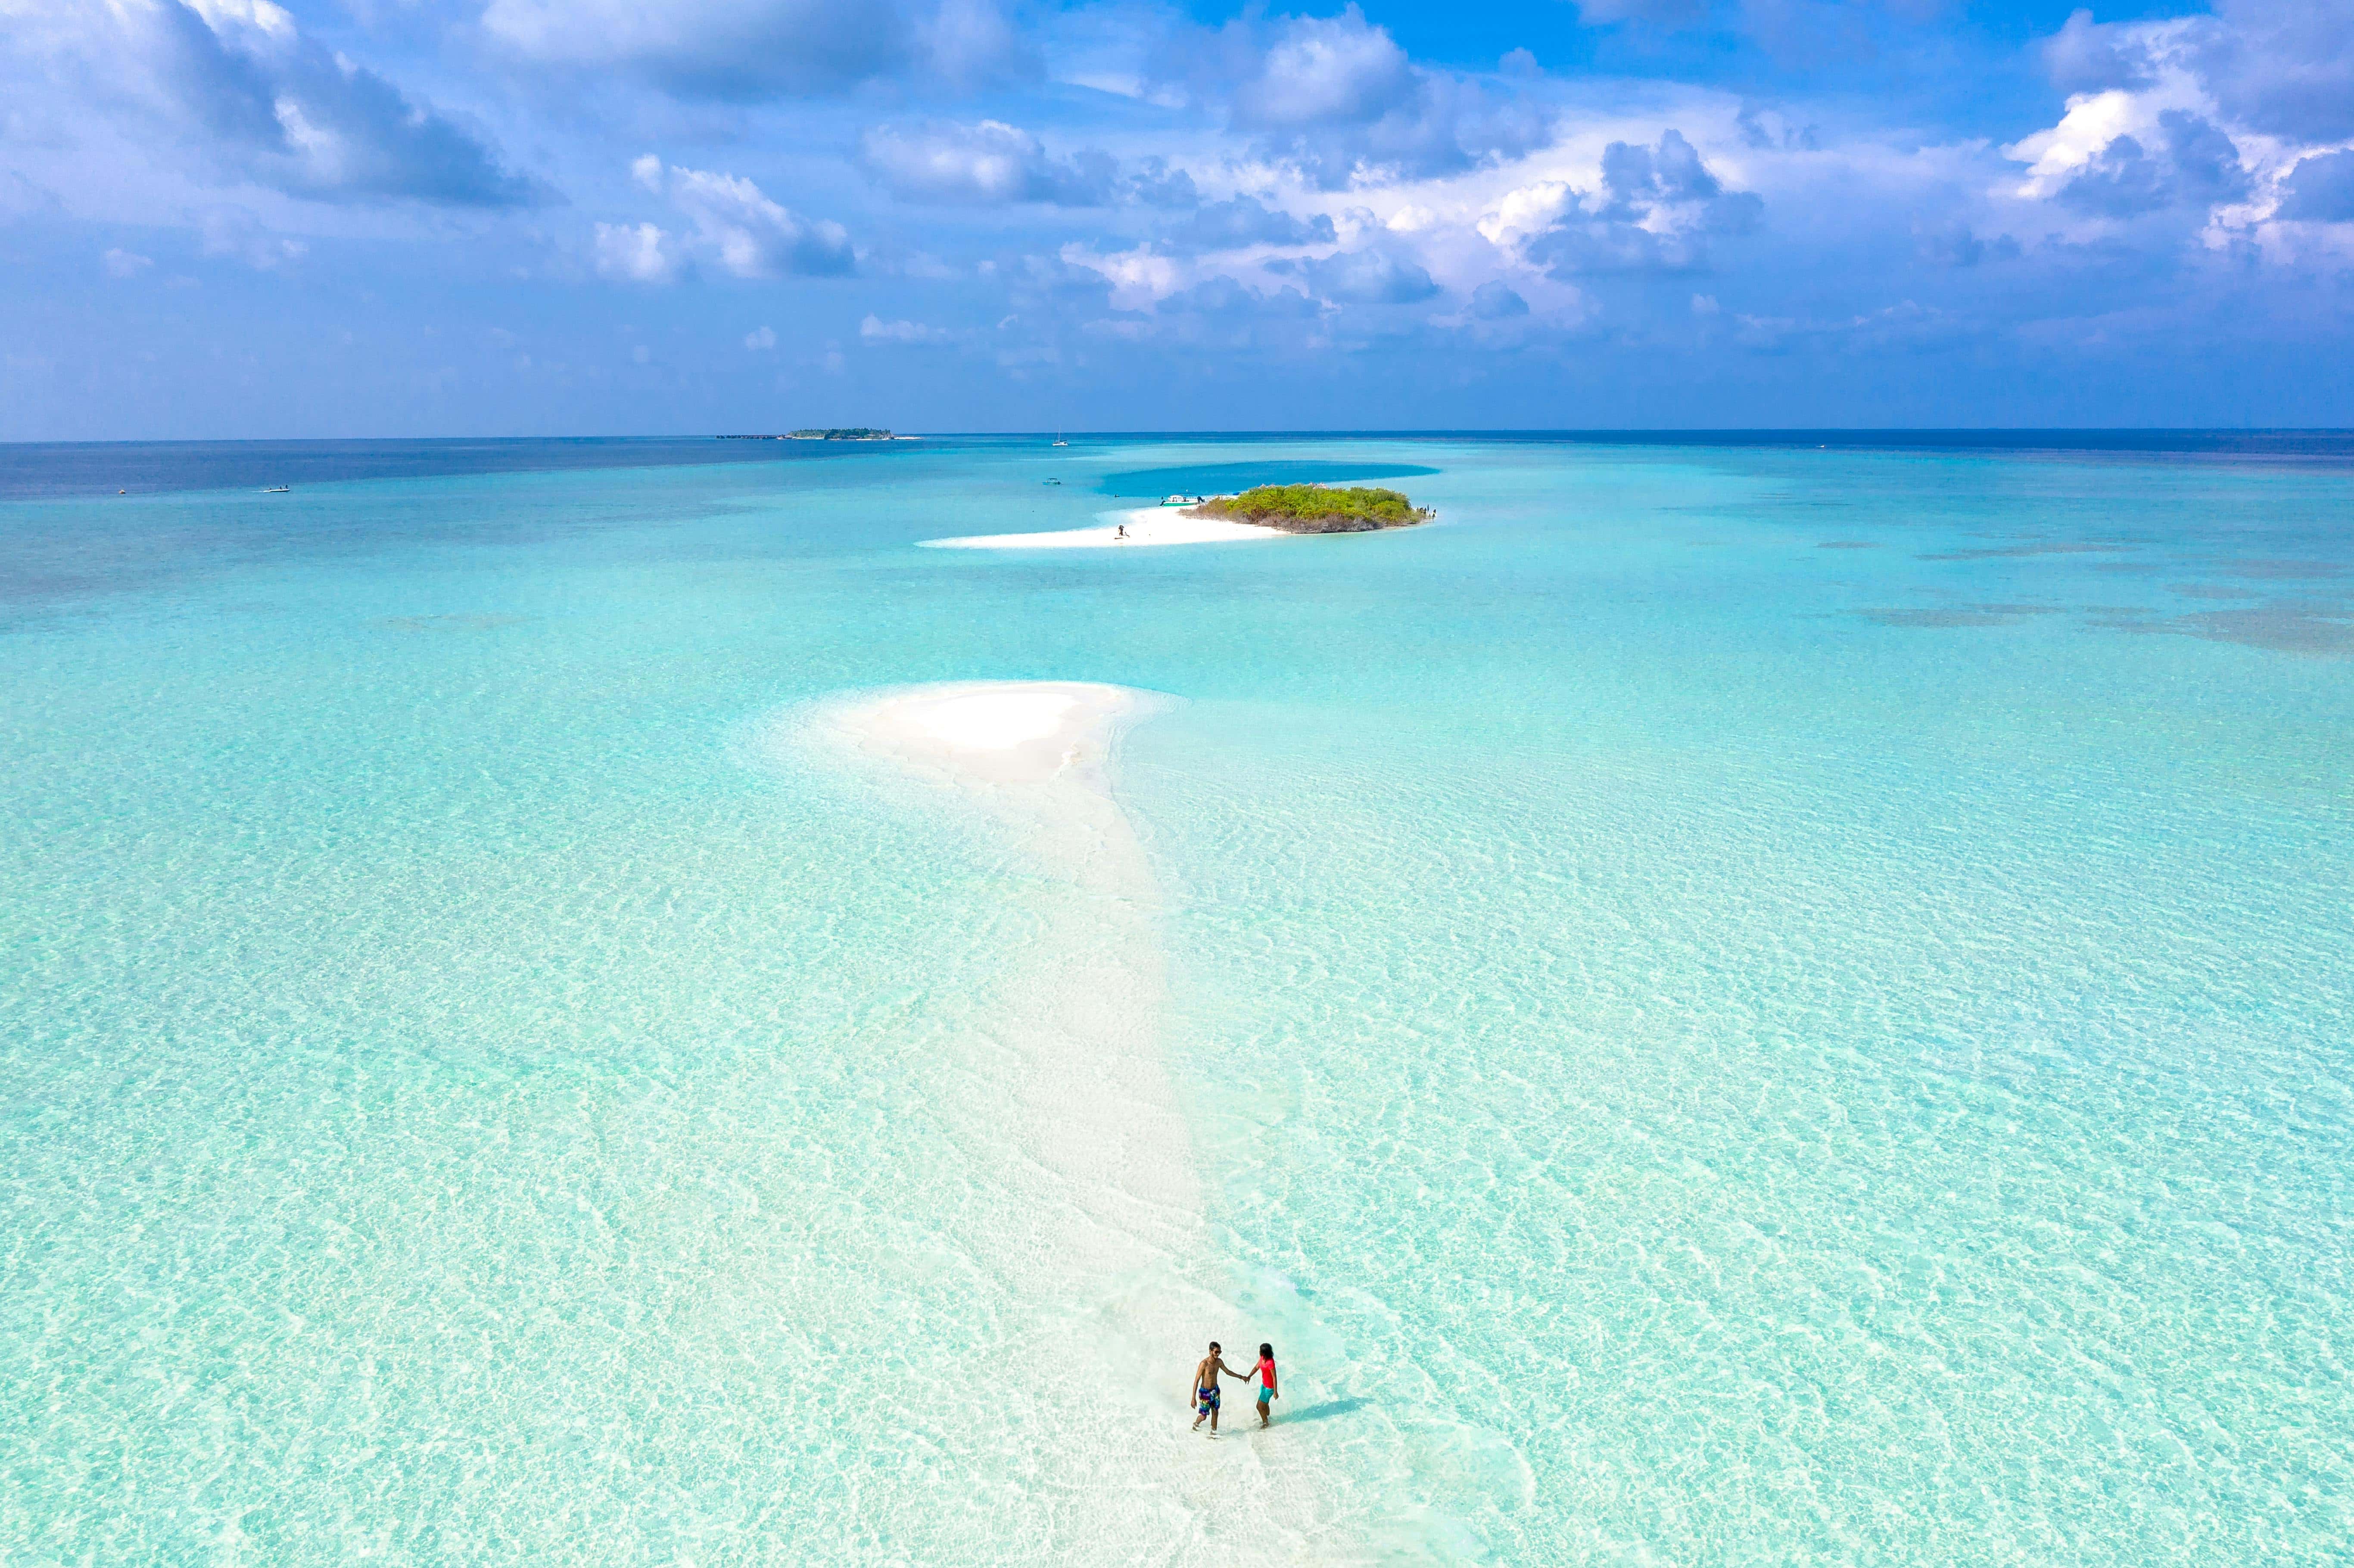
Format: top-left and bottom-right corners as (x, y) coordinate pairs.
(919, 505), (1286, 550)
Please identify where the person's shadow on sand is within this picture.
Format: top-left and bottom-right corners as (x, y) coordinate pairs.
(1277, 1396), (1371, 1425)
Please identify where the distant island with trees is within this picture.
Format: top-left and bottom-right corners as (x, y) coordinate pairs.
(717, 429), (900, 441)
(1189, 485), (1435, 534)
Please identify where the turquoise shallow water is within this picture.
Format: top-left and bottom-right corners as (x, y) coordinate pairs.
(3, 437), (2351, 1563)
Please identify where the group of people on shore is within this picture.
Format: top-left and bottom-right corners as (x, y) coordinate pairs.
(1190, 1341), (1277, 1434)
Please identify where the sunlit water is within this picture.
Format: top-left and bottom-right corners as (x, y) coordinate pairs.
(3, 436), (2349, 1563)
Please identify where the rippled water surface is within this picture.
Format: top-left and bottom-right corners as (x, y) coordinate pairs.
(4, 436), (2350, 1563)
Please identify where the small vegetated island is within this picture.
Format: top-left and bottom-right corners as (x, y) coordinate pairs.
(717, 429), (898, 441)
(1188, 484), (1435, 534)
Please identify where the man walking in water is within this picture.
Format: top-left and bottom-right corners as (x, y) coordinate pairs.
(1190, 1341), (1246, 1434)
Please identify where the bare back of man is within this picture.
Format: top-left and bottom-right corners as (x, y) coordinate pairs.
(1189, 1341), (1243, 1434)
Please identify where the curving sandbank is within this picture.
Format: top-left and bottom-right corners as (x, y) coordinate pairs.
(919, 506), (1284, 551)
(793, 681), (1353, 1561)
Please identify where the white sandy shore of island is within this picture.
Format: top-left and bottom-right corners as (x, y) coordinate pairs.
(919, 505), (1283, 550)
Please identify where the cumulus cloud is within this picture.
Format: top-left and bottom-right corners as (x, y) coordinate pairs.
(1125, 160), (1203, 208)
(1171, 195), (1336, 250)
(1292, 247), (1440, 303)
(1468, 280), (1529, 318)
(1156, 275), (1321, 318)
(1915, 222), (2019, 268)
(102, 247), (155, 277)
(2275, 149), (2354, 223)
(1235, 9), (1415, 128)
(1196, 6), (1545, 187)
(744, 324), (777, 349)
(2056, 110), (2247, 217)
(482, 0), (1022, 100)
(2191, 0), (2354, 143)
(2017, 0), (2353, 232)
(594, 221), (681, 283)
(2043, 9), (2161, 96)
(607, 159), (856, 281)
(860, 314), (954, 342)
(1496, 129), (1762, 277)
(6, 0), (537, 207)
(860, 120), (1115, 205)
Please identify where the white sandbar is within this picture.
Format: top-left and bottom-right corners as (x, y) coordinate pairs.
(791, 680), (1353, 1555)
(813, 679), (1159, 784)
(919, 505), (1282, 550)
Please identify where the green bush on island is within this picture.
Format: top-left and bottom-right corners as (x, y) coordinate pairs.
(1192, 484), (1434, 534)
(789, 427), (894, 440)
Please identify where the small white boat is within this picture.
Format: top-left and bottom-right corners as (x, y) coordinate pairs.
(261, 485), (291, 494)
(1052, 431), (1068, 447)
(1161, 494), (1188, 506)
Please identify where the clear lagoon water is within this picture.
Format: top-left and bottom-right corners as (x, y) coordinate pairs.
(3, 435), (2350, 1563)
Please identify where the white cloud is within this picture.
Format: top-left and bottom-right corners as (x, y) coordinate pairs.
(2005, 6), (2354, 235)
(859, 120), (1113, 205)
(1296, 246), (1439, 303)
(2007, 87), (2196, 199)
(606, 160), (856, 281)
(1478, 180), (1576, 246)
(6, 0), (537, 207)
(594, 221), (681, 283)
(198, 206), (307, 268)
(859, 314), (953, 343)
(102, 247), (155, 277)
(1196, 6), (1548, 187)
(1239, 9), (1415, 130)
(481, 0), (1022, 100)
(1059, 242), (1183, 308)
(744, 324), (777, 349)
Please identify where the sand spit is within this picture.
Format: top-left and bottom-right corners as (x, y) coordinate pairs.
(816, 680), (1156, 784)
(919, 507), (1285, 550)
(795, 680), (1356, 1562)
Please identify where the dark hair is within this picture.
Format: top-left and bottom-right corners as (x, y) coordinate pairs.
(1208, 1341), (1221, 1352)
(1259, 1343), (1274, 1358)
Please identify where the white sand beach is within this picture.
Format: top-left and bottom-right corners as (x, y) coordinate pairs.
(919, 505), (1283, 550)
(819, 679), (1152, 783)
(793, 680), (1357, 1561)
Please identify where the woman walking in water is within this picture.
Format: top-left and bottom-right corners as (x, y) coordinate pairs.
(1249, 1343), (1279, 1426)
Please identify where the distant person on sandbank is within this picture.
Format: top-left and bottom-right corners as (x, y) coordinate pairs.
(1190, 1341), (1246, 1434)
(1248, 1342), (1278, 1426)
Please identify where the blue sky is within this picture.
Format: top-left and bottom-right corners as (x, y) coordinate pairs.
(3, 0), (2350, 437)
